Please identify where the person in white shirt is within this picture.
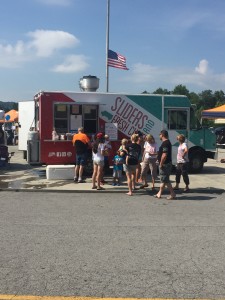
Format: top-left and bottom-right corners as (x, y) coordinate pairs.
(91, 133), (106, 190)
(173, 134), (190, 192)
(140, 134), (158, 190)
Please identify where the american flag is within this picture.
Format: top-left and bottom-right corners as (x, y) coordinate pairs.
(108, 49), (129, 70)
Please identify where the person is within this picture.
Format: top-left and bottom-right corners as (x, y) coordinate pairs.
(118, 138), (129, 174)
(154, 130), (176, 200)
(91, 132), (106, 190)
(124, 133), (142, 196)
(101, 134), (112, 184)
(173, 134), (190, 192)
(140, 134), (158, 190)
(119, 138), (128, 154)
(13, 124), (19, 145)
(72, 127), (90, 183)
(112, 150), (124, 186)
(135, 131), (144, 183)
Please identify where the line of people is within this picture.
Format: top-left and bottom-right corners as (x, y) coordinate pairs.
(72, 127), (190, 198)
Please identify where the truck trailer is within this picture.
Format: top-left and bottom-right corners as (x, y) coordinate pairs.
(23, 91), (216, 173)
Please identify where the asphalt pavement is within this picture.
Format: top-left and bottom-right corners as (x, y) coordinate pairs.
(0, 145), (225, 194)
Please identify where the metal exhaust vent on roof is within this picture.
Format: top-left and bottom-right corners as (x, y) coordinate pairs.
(79, 75), (99, 92)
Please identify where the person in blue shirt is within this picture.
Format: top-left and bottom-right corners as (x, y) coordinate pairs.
(112, 151), (124, 186)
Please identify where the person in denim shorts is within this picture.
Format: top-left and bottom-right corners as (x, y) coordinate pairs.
(72, 127), (90, 183)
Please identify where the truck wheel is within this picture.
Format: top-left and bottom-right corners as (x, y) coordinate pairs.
(189, 153), (204, 173)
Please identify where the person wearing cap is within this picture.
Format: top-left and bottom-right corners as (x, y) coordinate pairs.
(154, 130), (176, 200)
(72, 127), (91, 183)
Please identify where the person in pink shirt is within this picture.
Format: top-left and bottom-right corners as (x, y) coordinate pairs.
(140, 134), (158, 190)
(173, 134), (190, 192)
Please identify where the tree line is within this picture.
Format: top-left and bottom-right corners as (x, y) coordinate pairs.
(0, 101), (18, 113)
(143, 84), (225, 126)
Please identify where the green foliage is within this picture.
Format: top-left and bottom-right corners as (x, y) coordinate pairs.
(153, 87), (171, 95)
(0, 101), (18, 112)
(172, 84), (190, 97)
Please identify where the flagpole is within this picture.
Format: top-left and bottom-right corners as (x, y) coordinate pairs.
(106, 0), (110, 92)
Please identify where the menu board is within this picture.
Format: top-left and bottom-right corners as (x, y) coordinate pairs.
(70, 115), (82, 131)
(105, 123), (118, 140)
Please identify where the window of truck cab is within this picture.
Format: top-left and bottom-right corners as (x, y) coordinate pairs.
(167, 109), (188, 130)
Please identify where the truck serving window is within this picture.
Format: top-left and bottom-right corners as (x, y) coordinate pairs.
(54, 104), (68, 133)
(167, 110), (187, 130)
(83, 105), (98, 134)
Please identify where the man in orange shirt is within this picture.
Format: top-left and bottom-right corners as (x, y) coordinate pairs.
(72, 127), (91, 183)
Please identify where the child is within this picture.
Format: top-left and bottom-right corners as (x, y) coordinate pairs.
(112, 151), (124, 186)
(118, 138), (128, 156)
(118, 138), (128, 172)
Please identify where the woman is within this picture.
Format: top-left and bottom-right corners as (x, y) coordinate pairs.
(91, 133), (106, 190)
(173, 134), (190, 192)
(140, 134), (158, 190)
(124, 134), (142, 196)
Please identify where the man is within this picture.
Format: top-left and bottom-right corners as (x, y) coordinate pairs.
(154, 130), (176, 200)
(72, 127), (91, 183)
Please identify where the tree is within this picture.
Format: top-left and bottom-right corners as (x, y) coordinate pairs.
(153, 88), (171, 95)
(172, 85), (190, 97)
(199, 90), (217, 109)
(214, 90), (225, 106)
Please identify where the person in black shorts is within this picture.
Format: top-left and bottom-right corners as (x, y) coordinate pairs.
(124, 133), (142, 196)
(154, 130), (176, 200)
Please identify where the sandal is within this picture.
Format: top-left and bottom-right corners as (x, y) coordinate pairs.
(173, 187), (179, 190)
(154, 194), (161, 199)
(92, 186), (97, 189)
(167, 196), (177, 200)
(139, 184), (149, 189)
(97, 187), (105, 190)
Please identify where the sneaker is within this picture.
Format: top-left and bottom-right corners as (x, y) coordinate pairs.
(74, 177), (78, 182)
(78, 179), (84, 183)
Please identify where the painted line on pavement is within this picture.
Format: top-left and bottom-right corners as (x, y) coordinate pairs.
(0, 295), (222, 300)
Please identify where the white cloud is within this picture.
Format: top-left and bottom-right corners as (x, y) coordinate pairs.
(195, 59), (208, 75)
(0, 41), (31, 68)
(0, 30), (80, 69)
(52, 55), (89, 73)
(27, 30), (79, 57)
(127, 60), (225, 91)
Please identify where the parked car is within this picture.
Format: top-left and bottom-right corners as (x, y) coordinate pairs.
(214, 126), (225, 144)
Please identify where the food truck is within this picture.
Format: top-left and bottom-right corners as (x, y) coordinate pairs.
(24, 90), (216, 173)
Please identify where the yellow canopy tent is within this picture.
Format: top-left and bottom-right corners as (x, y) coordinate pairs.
(201, 104), (225, 119)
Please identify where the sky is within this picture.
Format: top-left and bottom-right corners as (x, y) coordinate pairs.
(1, 0), (225, 102)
